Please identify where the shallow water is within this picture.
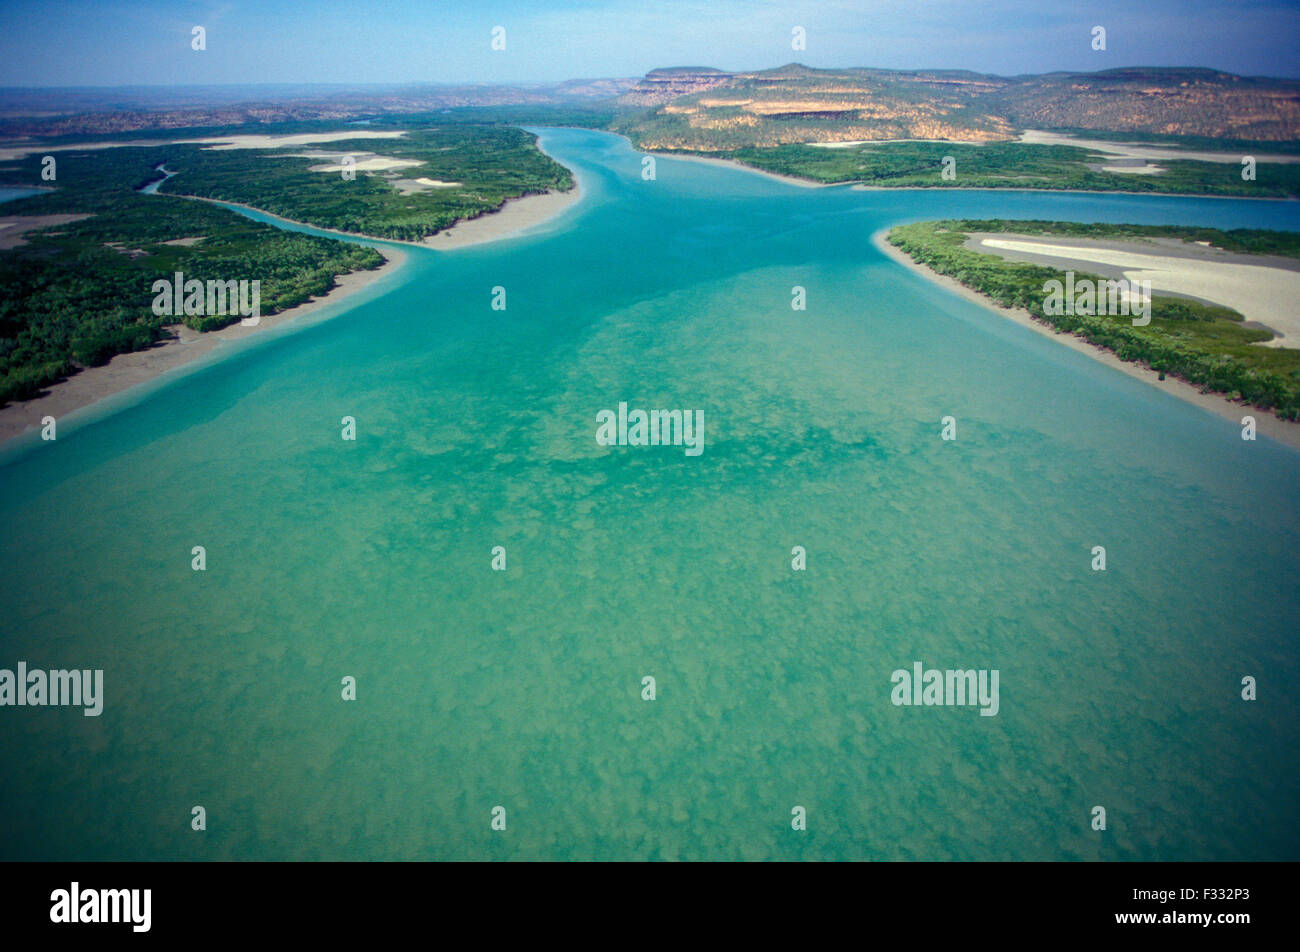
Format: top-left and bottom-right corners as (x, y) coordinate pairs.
(1, 128), (1297, 860)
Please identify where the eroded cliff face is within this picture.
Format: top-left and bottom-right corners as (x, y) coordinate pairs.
(618, 66), (1013, 150)
(990, 70), (1300, 141)
(618, 67), (738, 106)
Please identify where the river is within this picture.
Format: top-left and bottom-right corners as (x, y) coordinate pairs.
(0, 128), (1296, 860)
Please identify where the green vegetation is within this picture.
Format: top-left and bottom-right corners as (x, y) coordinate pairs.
(154, 124), (574, 242)
(0, 121), (576, 405)
(714, 141), (1300, 197)
(0, 146), (383, 405)
(886, 220), (1300, 419)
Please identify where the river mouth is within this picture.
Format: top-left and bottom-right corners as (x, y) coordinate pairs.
(0, 128), (1298, 862)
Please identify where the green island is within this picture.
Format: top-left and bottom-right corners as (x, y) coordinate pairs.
(716, 141), (1300, 196)
(0, 122), (575, 405)
(885, 220), (1300, 419)
(154, 124), (574, 241)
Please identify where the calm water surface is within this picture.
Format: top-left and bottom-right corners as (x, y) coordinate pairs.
(1, 129), (1297, 860)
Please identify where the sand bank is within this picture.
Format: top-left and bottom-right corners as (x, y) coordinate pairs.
(871, 229), (1300, 449)
(419, 186), (582, 249)
(966, 234), (1300, 346)
(168, 184), (580, 252)
(647, 151), (828, 188)
(307, 156), (423, 173)
(0, 130), (409, 162)
(0, 213), (91, 249)
(1017, 130), (1300, 165)
(810, 138), (988, 149)
(0, 247), (407, 448)
(1098, 164), (1166, 175)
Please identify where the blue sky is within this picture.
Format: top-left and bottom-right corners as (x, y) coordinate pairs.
(3, 0), (1298, 86)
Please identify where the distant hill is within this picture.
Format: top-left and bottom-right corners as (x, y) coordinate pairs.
(614, 64), (1300, 150)
(988, 68), (1300, 141)
(4, 64), (1296, 147)
(620, 67), (737, 106)
(0, 79), (639, 138)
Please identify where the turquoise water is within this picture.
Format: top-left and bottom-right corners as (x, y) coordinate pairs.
(1, 128), (1297, 860)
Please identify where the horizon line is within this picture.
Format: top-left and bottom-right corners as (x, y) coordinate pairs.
(4, 62), (1299, 94)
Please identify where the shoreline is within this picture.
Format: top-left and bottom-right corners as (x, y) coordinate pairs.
(0, 246), (408, 448)
(644, 149), (1296, 200)
(870, 229), (1300, 450)
(165, 183), (582, 251)
(647, 150), (826, 188)
(0, 141), (583, 448)
(849, 183), (1294, 201)
(420, 184), (582, 249)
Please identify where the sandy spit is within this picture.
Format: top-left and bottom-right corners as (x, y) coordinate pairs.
(419, 186), (582, 249)
(967, 235), (1300, 346)
(166, 185), (581, 252)
(647, 151), (829, 188)
(0, 131), (409, 162)
(871, 229), (1300, 450)
(1017, 130), (1300, 165)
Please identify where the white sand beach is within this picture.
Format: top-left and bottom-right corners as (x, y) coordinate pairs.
(1018, 129), (1300, 165)
(1099, 164), (1166, 174)
(871, 230), (1300, 448)
(810, 138), (988, 148)
(195, 131), (407, 151)
(306, 156), (424, 173)
(968, 235), (1300, 346)
(646, 150), (826, 187)
(419, 186), (582, 249)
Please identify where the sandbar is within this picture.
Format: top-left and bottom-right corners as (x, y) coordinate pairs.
(966, 233), (1300, 346)
(871, 229), (1300, 449)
